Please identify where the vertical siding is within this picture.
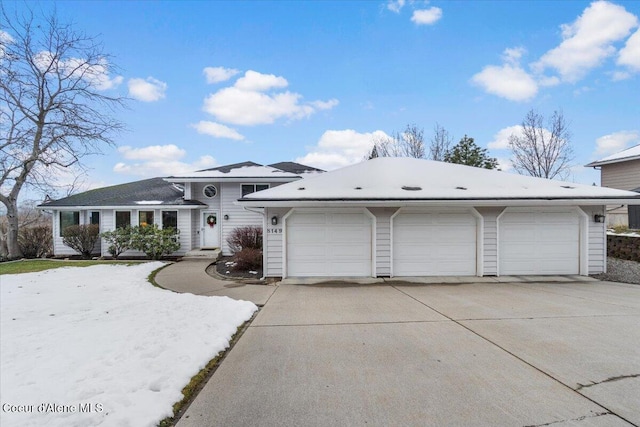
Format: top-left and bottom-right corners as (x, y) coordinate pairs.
(100, 210), (114, 256)
(220, 182), (264, 256)
(475, 207), (505, 276)
(581, 205), (606, 274)
(368, 207), (396, 277)
(264, 207), (290, 277)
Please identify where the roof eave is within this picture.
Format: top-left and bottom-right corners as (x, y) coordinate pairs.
(236, 197), (640, 208)
(37, 203), (205, 210)
(585, 156), (640, 167)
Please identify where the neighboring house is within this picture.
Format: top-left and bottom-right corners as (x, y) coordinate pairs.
(238, 157), (640, 278)
(585, 144), (640, 227)
(38, 161), (323, 257)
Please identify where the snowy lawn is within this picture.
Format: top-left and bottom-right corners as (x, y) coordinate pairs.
(0, 262), (257, 427)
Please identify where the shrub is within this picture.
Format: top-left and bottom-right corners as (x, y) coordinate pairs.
(130, 225), (180, 260)
(232, 247), (262, 271)
(18, 225), (53, 258)
(611, 225), (630, 234)
(62, 224), (100, 259)
(100, 227), (132, 259)
(226, 226), (262, 254)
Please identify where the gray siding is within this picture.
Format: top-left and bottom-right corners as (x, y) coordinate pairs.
(601, 159), (640, 191)
(264, 207), (290, 277)
(581, 205), (606, 274)
(368, 207), (396, 277)
(475, 207), (505, 276)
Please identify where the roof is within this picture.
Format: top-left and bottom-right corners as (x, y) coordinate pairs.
(239, 157), (640, 206)
(39, 178), (205, 208)
(166, 160), (302, 181)
(585, 144), (640, 167)
(267, 162), (325, 174)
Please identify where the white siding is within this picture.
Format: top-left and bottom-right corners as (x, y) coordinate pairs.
(475, 207), (504, 276)
(174, 210), (191, 255)
(581, 205), (606, 274)
(220, 182), (264, 256)
(264, 207), (290, 277)
(368, 207), (396, 277)
(100, 210), (114, 256)
(53, 210), (81, 256)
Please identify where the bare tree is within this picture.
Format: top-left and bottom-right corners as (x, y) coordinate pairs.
(367, 124), (425, 159)
(0, 7), (125, 259)
(508, 109), (573, 179)
(429, 123), (453, 161)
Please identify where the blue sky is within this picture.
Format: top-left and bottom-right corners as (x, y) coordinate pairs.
(6, 0), (640, 198)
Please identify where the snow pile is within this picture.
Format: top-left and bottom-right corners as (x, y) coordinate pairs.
(0, 263), (257, 427)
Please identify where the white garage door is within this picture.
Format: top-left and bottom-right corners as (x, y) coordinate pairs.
(499, 209), (580, 275)
(286, 210), (372, 277)
(393, 210), (477, 276)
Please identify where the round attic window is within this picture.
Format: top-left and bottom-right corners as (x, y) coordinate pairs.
(203, 185), (218, 198)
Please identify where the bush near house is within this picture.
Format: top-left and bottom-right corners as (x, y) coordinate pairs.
(18, 225), (53, 258)
(130, 225), (180, 260)
(100, 227), (133, 259)
(226, 226), (263, 271)
(62, 224), (100, 259)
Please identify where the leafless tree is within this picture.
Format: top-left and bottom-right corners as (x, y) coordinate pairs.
(367, 124), (425, 159)
(508, 109), (574, 179)
(429, 123), (453, 161)
(0, 6), (125, 258)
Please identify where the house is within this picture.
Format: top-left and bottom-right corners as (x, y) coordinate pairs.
(585, 144), (640, 227)
(38, 161), (323, 257)
(237, 157), (640, 278)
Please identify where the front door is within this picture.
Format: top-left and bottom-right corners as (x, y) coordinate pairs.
(202, 211), (220, 248)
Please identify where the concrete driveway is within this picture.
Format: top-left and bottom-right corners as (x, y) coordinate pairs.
(178, 280), (640, 427)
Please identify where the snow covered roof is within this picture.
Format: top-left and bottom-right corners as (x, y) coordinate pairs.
(238, 157), (640, 207)
(166, 161), (304, 182)
(585, 144), (640, 167)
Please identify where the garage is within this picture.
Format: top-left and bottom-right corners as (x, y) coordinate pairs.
(392, 209), (478, 276)
(498, 208), (582, 275)
(285, 209), (373, 277)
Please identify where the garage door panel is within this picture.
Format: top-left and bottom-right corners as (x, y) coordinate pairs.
(286, 211), (372, 277)
(393, 210), (477, 276)
(500, 210), (579, 275)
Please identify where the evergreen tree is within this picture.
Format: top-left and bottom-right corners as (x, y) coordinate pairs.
(444, 136), (498, 169)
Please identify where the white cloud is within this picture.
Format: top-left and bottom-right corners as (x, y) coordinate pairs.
(234, 70), (288, 91)
(203, 66), (240, 84)
(114, 144), (217, 177)
(496, 157), (513, 172)
(387, 0), (406, 13)
(202, 70), (338, 126)
(31, 52), (123, 90)
(618, 28), (640, 71)
(0, 30), (14, 59)
(594, 130), (640, 156)
(487, 125), (524, 149)
(411, 7), (443, 25)
(471, 60), (538, 102)
(118, 144), (186, 161)
(295, 129), (391, 171)
(191, 121), (245, 141)
(128, 77), (167, 102)
(534, 0), (638, 83)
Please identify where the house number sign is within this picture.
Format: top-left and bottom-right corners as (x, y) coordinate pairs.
(266, 228), (283, 234)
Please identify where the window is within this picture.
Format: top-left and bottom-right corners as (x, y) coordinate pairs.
(162, 211), (178, 229)
(241, 184), (270, 197)
(203, 184), (217, 198)
(139, 211), (154, 227)
(115, 211), (131, 229)
(90, 212), (100, 226)
(59, 211), (80, 236)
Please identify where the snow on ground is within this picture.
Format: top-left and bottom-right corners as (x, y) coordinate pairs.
(0, 262), (257, 427)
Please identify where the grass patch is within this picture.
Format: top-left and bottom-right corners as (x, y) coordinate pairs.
(157, 315), (256, 427)
(0, 259), (141, 275)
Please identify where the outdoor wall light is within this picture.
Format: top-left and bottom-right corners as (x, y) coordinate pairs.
(594, 214), (605, 223)
(223, 214), (229, 220)
(271, 216), (278, 225)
